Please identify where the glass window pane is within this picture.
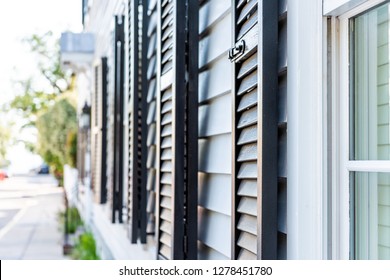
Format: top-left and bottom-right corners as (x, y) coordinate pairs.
(353, 172), (390, 259)
(352, 3), (390, 160)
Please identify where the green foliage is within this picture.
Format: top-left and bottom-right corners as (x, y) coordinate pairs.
(36, 98), (77, 184)
(8, 32), (76, 181)
(10, 81), (57, 127)
(58, 206), (83, 234)
(66, 130), (77, 168)
(0, 124), (12, 166)
(71, 232), (100, 260)
(23, 32), (70, 95)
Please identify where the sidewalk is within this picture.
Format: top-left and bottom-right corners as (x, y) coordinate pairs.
(0, 175), (68, 260)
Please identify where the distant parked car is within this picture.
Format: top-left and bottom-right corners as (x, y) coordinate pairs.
(0, 169), (8, 180)
(37, 164), (50, 174)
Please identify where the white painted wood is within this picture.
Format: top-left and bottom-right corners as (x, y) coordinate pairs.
(323, 0), (368, 16)
(339, 12), (353, 260)
(346, 161), (390, 172)
(287, 0), (326, 260)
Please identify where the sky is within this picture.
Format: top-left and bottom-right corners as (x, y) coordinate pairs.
(0, 0), (82, 174)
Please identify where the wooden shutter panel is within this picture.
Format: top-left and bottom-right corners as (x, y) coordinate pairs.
(127, 0), (148, 244)
(145, 0), (158, 236)
(155, 0), (198, 260)
(91, 66), (99, 197)
(112, 15), (125, 224)
(231, 0), (278, 260)
(92, 58), (108, 204)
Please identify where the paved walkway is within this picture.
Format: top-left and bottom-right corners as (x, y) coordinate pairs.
(0, 175), (68, 259)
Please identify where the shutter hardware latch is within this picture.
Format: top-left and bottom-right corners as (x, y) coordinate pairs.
(228, 40), (246, 62)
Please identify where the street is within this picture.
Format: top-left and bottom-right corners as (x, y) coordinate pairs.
(0, 175), (67, 259)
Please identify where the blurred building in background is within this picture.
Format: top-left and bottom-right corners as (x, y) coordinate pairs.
(60, 0), (390, 260)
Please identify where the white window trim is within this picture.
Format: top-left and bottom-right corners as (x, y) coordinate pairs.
(336, 0), (390, 259)
(287, 0), (327, 260)
(324, 0), (369, 16)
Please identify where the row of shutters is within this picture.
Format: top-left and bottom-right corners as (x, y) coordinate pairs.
(90, 0), (287, 260)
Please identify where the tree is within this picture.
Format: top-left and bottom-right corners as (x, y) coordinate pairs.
(0, 123), (12, 167)
(36, 97), (77, 182)
(9, 32), (71, 128)
(8, 32), (78, 182)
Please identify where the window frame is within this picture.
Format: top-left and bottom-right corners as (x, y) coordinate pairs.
(337, 0), (390, 259)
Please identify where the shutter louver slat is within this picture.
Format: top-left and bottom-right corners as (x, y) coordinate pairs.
(162, 48), (174, 64)
(237, 10), (258, 40)
(237, 125), (257, 145)
(159, 245), (171, 259)
(238, 248), (257, 260)
(161, 173), (172, 185)
(161, 184), (172, 196)
(162, 15), (173, 31)
(237, 197), (257, 216)
(161, 196), (172, 209)
(147, 170), (156, 191)
(160, 208), (172, 222)
(237, 214), (257, 235)
(148, 0), (158, 17)
(147, 12), (157, 36)
(161, 148), (172, 160)
(237, 88), (257, 112)
(147, 56), (157, 79)
(161, 136), (172, 148)
(147, 191), (156, 211)
(160, 221), (172, 233)
(161, 88), (172, 102)
(147, 125), (156, 146)
(237, 0), (246, 9)
(147, 33), (157, 58)
(237, 144), (257, 162)
(238, 53), (257, 79)
(237, 231), (257, 253)
(237, 106), (257, 129)
(160, 232), (172, 246)
(237, 0), (257, 24)
(147, 146), (156, 168)
(161, 112), (172, 125)
(161, 36), (173, 52)
(161, 100), (172, 113)
(237, 162), (257, 179)
(161, 161), (172, 173)
(161, 124), (172, 136)
(237, 180), (257, 197)
(147, 101), (156, 124)
(147, 80), (156, 102)
(237, 70), (258, 96)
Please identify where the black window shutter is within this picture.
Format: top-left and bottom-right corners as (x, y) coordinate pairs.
(231, 0), (278, 260)
(145, 0), (158, 237)
(155, 0), (198, 260)
(112, 15), (125, 224)
(127, 0), (148, 244)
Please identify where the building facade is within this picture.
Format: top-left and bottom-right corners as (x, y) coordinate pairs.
(64, 0), (390, 260)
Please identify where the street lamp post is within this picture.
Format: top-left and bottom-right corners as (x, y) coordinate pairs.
(80, 102), (91, 182)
